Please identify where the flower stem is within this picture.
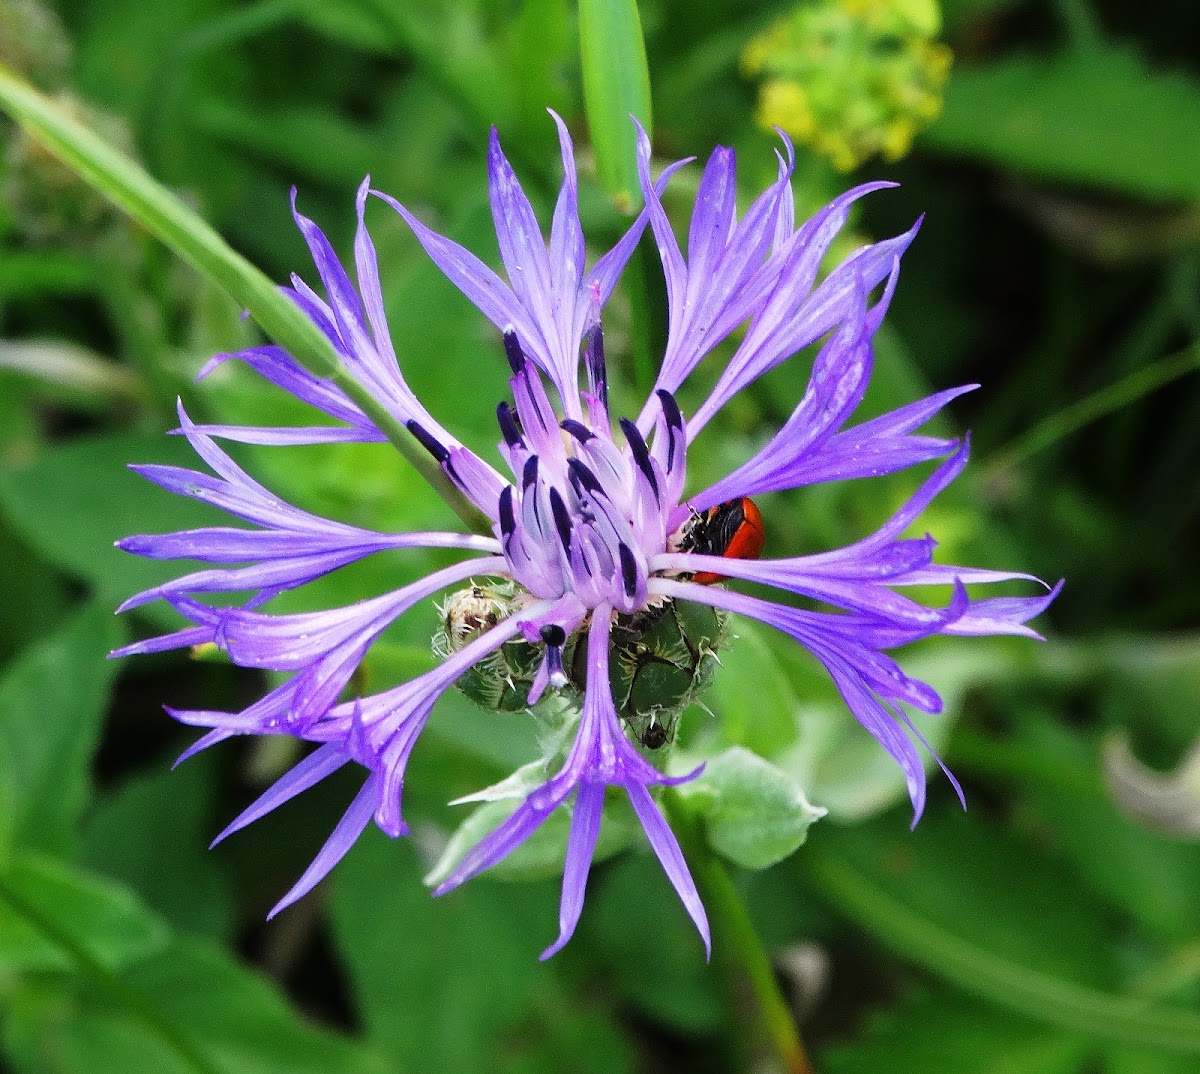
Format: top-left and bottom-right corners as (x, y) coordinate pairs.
(0, 874), (222, 1074)
(0, 62), (491, 537)
(667, 792), (816, 1074)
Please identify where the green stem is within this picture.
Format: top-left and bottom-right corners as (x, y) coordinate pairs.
(0, 62), (491, 535)
(984, 341), (1200, 478)
(0, 876), (222, 1074)
(668, 793), (815, 1074)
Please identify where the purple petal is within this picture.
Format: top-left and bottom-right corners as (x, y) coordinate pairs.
(540, 780), (604, 960)
(372, 189), (541, 360)
(211, 743), (349, 846)
(267, 774), (378, 919)
(625, 783), (711, 959)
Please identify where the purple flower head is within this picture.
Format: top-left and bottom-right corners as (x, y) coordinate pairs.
(115, 115), (1058, 959)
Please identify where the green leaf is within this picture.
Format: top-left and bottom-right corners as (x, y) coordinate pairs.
(330, 831), (558, 1071)
(578, 0), (652, 210)
(0, 852), (169, 974)
(0, 602), (123, 856)
(0, 432), (221, 621)
(676, 747), (825, 870)
(805, 814), (1200, 1055)
(2, 936), (390, 1074)
(823, 989), (1094, 1074)
(923, 45), (1200, 202)
(705, 618), (801, 758)
(81, 752), (236, 942)
(584, 853), (723, 1034)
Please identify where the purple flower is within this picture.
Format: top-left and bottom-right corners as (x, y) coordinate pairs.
(115, 115), (1058, 959)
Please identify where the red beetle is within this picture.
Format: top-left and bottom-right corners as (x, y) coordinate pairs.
(677, 497), (765, 584)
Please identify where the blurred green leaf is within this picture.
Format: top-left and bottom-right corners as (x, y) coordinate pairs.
(585, 852), (723, 1034)
(816, 808), (1119, 987)
(0, 250), (96, 299)
(823, 989), (1094, 1074)
(0, 432), (221, 621)
(2, 936), (389, 1074)
(353, 0), (516, 130)
(676, 747), (826, 870)
(0, 518), (72, 665)
(0, 602), (123, 856)
(924, 45), (1200, 202)
(704, 618), (801, 758)
(0, 63), (343, 377)
(191, 98), (382, 187)
(579, 0), (652, 209)
(0, 339), (143, 410)
(1011, 717), (1200, 944)
(0, 851), (169, 974)
(297, 0), (392, 52)
(81, 752), (236, 942)
(0, 64), (480, 528)
(330, 831), (563, 1071)
(1106, 1047), (1200, 1074)
(806, 810), (1200, 1055)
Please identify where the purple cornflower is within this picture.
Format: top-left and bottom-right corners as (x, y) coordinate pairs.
(114, 114), (1058, 959)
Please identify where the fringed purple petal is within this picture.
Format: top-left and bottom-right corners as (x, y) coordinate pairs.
(690, 216), (921, 436)
(540, 780), (604, 960)
(185, 424), (385, 445)
(267, 774), (378, 919)
(941, 580), (1064, 638)
(198, 345), (375, 432)
(211, 743), (349, 847)
(625, 782), (710, 958)
(353, 177), (400, 368)
(548, 111), (585, 315)
(434, 778), (571, 896)
(372, 189), (540, 351)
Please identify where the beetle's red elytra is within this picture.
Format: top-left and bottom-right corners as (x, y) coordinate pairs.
(678, 497), (765, 585)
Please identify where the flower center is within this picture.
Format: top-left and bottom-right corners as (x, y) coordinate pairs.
(493, 330), (685, 615)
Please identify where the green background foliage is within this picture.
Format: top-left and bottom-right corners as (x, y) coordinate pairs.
(2, 0), (1199, 1070)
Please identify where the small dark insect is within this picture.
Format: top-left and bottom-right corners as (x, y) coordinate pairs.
(638, 719), (670, 750)
(677, 496), (765, 584)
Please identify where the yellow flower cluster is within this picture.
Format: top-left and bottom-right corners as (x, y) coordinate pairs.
(742, 0), (952, 171)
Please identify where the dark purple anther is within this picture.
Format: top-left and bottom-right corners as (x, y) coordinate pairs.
(548, 488), (573, 551)
(498, 485), (516, 539)
(656, 390), (684, 471)
(566, 458), (604, 496)
(496, 402), (524, 447)
(522, 455), (539, 488)
(560, 419), (593, 443)
(502, 329), (527, 374)
(618, 543), (638, 598)
(584, 322), (608, 408)
(406, 421), (449, 463)
(619, 419), (660, 498)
